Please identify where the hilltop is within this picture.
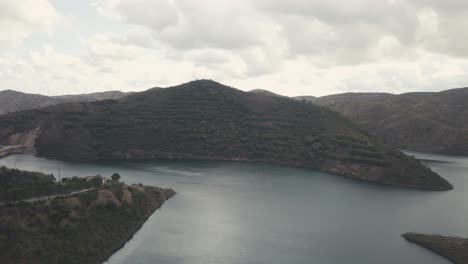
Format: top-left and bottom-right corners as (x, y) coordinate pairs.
(0, 89), (128, 115)
(248, 89), (285, 98)
(0, 80), (452, 190)
(309, 88), (468, 155)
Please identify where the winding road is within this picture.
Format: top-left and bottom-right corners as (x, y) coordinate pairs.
(0, 188), (95, 206)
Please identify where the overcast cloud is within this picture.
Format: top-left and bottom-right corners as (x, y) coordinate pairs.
(0, 0), (467, 96)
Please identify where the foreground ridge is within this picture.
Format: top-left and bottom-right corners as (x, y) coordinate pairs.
(0, 167), (175, 264)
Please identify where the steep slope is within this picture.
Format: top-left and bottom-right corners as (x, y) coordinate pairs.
(312, 88), (468, 155)
(0, 89), (128, 115)
(0, 178), (175, 264)
(0, 80), (452, 190)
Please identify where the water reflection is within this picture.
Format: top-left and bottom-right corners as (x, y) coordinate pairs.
(1, 153), (464, 264)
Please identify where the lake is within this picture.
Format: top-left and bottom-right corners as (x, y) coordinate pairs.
(1, 152), (467, 264)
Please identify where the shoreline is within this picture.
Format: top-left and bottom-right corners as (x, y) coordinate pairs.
(0, 183), (176, 264)
(1, 152), (453, 191)
(103, 188), (176, 263)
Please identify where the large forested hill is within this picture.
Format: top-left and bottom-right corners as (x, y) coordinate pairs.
(0, 80), (452, 190)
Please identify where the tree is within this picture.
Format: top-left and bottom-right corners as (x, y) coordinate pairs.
(90, 177), (103, 188)
(111, 173), (121, 182)
(49, 174), (56, 182)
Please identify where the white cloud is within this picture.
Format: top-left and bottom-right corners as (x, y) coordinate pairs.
(0, 0), (62, 46)
(1, 0), (468, 97)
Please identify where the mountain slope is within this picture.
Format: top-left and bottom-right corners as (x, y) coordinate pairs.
(0, 89), (128, 115)
(311, 88), (468, 155)
(295, 95), (317, 102)
(54, 91), (128, 102)
(248, 89), (285, 97)
(0, 80), (452, 190)
(0, 90), (61, 115)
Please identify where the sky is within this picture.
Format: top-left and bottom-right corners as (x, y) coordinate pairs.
(1, 0), (468, 97)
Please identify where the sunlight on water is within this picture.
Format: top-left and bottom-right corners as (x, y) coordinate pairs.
(1, 153), (465, 264)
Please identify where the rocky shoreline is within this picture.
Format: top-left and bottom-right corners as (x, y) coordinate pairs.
(103, 187), (176, 263)
(402, 233), (468, 264)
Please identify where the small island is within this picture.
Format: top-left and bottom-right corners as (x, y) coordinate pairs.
(402, 232), (468, 264)
(0, 167), (175, 264)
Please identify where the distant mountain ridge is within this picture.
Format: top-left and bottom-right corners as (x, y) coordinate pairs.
(248, 89), (285, 97)
(0, 89), (128, 115)
(309, 87), (468, 155)
(0, 80), (452, 190)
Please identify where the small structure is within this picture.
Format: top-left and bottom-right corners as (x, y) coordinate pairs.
(84, 175), (110, 184)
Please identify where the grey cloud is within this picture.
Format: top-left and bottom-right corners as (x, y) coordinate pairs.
(188, 49), (230, 66)
(114, 0), (178, 30)
(6, 0), (465, 96)
(96, 0), (263, 51)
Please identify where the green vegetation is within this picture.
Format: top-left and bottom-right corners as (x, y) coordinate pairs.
(0, 80), (452, 190)
(0, 177), (175, 264)
(111, 173), (121, 182)
(0, 166), (110, 203)
(0, 166), (88, 203)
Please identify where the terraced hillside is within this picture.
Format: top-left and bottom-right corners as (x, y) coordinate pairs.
(311, 88), (468, 155)
(0, 80), (452, 190)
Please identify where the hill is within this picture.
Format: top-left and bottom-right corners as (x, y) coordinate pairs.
(0, 166), (97, 202)
(311, 88), (468, 155)
(0, 80), (452, 190)
(0, 89), (128, 115)
(0, 173), (175, 264)
(248, 89), (285, 97)
(54, 91), (128, 102)
(295, 95), (317, 102)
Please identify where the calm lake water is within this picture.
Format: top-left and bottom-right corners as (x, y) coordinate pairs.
(1, 152), (467, 264)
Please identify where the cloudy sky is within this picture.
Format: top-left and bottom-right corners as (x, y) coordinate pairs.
(1, 0), (468, 96)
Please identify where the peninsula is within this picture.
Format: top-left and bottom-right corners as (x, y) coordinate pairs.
(0, 80), (452, 190)
(0, 168), (175, 264)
